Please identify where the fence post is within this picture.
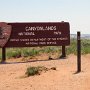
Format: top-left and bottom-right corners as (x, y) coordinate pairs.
(1, 47), (6, 63)
(77, 31), (81, 72)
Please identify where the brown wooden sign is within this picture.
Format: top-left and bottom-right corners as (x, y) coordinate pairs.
(0, 22), (70, 47)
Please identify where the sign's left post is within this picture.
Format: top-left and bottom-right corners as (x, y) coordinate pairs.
(1, 47), (6, 63)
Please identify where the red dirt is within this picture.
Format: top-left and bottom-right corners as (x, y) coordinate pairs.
(0, 54), (90, 90)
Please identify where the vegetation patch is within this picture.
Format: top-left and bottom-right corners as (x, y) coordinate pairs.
(6, 49), (21, 58)
(25, 66), (56, 77)
(0, 39), (90, 61)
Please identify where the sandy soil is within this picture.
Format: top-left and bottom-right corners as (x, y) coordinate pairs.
(0, 54), (90, 90)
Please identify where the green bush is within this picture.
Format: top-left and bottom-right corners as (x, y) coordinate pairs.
(66, 39), (77, 55)
(21, 48), (31, 57)
(81, 39), (90, 54)
(42, 46), (60, 53)
(22, 48), (40, 57)
(25, 66), (48, 76)
(29, 49), (39, 56)
(6, 49), (21, 58)
(66, 39), (90, 55)
(25, 66), (40, 76)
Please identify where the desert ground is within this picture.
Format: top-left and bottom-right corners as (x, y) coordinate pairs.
(0, 54), (90, 90)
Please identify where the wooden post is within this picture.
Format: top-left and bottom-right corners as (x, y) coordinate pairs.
(1, 47), (6, 63)
(77, 32), (81, 72)
(60, 46), (66, 58)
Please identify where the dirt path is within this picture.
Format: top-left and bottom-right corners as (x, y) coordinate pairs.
(0, 54), (90, 90)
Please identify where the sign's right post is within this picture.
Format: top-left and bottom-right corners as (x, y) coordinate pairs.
(60, 46), (66, 58)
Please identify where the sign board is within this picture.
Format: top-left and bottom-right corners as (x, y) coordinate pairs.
(0, 22), (70, 47)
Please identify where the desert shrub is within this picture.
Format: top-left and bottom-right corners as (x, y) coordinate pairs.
(25, 66), (48, 76)
(66, 39), (77, 55)
(45, 47), (55, 53)
(26, 66), (40, 76)
(81, 39), (90, 54)
(21, 48), (31, 57)
(66, 39), (90, 55)
(23, 48), (39, 57)
(29, 48), (39, 56)
(42, 46), (60, 53)
(25, 66), (56, 77)
(6, 49), (21, 58)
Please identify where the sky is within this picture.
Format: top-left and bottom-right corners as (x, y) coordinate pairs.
(0, 0), (90, 34)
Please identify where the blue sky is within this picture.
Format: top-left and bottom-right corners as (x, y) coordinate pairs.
(0, 0), (90, 34)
